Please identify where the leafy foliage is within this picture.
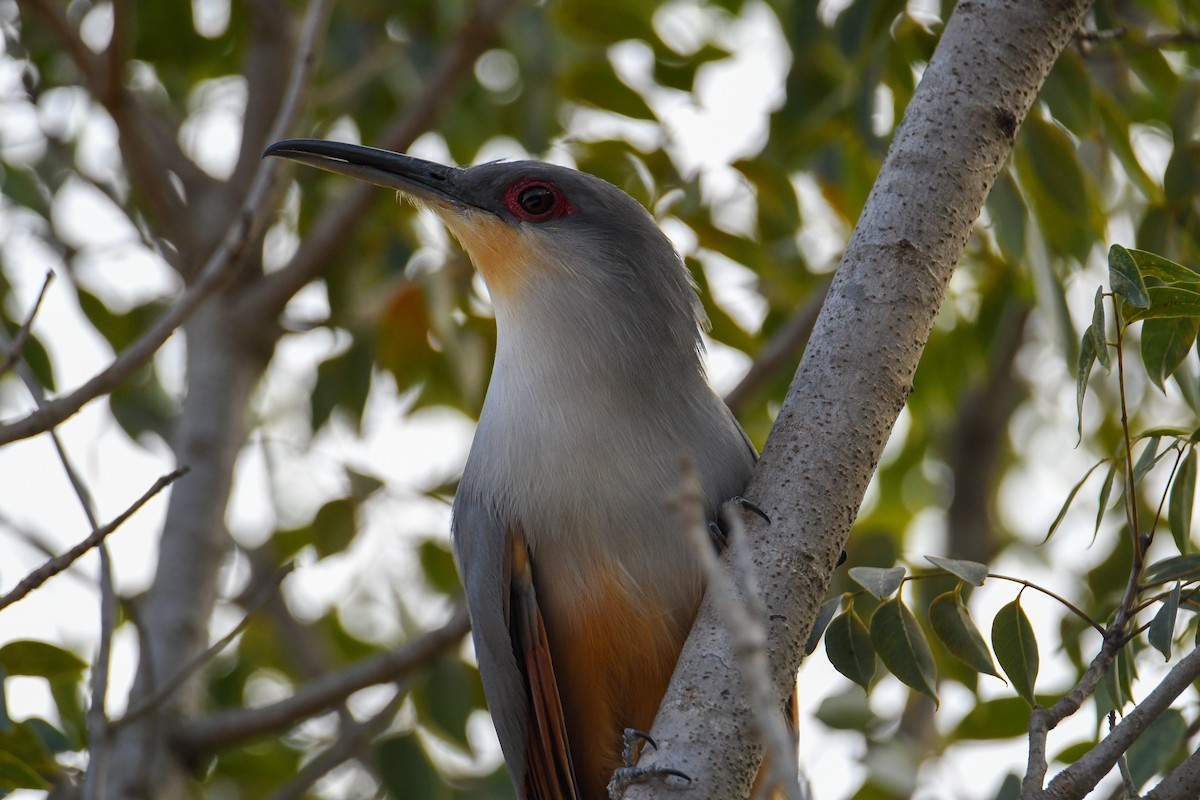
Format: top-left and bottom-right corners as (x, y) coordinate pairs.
(1, 0), (1199, 798)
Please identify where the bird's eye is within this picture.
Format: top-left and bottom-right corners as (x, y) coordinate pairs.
(518, 185), (555, 217)
(503, 179), (574, 222)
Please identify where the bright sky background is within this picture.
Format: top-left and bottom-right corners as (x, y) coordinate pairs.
(0, 0), (1178, 797)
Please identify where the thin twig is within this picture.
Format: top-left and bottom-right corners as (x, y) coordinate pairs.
(0, 469), (187, 611)
(1041, 646), (1200, 800)
(242, 0), (528, 318)
(0, 270), (54, 378)
(725, 276), (831, 416)
(1022, 632), (1122, 796)
(0, 0), (336, 448)
(671, 463), (802, 800)
(0, 321), (116, 800)
(112, 562), (296, 729)
(265, 684), (408, 800)
(175, 603), (470, 755)
(1112, 710), (1141, 799)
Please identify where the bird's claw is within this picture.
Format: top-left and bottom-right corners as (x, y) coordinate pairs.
(707, 520), (728, 551)
(609, 730), (691, 798)
(608, 764), (693, 798)
(731, 495), (771, 524)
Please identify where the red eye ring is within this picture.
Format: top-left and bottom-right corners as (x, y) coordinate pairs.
(503, 179), (575, 222)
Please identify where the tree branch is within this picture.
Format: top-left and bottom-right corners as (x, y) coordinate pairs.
(1144, 745), (1200, 800)
(724, 276), (830, 417)
(1040, 646), (1200, 800)
(174, 603), (470, 756)
(265, 684), (407, 800)
(0, 0), (335, 448)
(0, 270), (54, 378)
(241, 0), (528, 319)
(111, 562), (295, 730)
(623, 1), (1093, 796)
(667, 471), (801, 800)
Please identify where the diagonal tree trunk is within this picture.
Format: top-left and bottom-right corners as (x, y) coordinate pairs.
(624, 1), (1094, 797)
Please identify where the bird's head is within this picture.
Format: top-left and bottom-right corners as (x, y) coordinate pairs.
(264, 139), (705, 366)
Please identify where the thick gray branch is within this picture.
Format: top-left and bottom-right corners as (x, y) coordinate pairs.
(1041, 646), (1200, 800)
(174, 605), (469, 755)
(623, 1), (1093, 797)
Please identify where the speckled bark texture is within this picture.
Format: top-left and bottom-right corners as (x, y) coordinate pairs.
(622, 2), (1093, 798)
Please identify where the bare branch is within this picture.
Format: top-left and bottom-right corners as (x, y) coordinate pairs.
(0, 270), (54, 378)
(229, 0), (295, 199)
(1144, 745), (1200, 800)
(724, 277), (830, 416)
(266, 685), (407, 800)
(112, 562), (296, 729)
(668, 467), (801, 800)
(1022, 633), (1122, 795)
(175, 603), (470, 756)
(14, 0), (206, 246)
(625, 2), (1094, 796)
(1040, 646), (1200, 800)
(0, 469), (186, 611)
(242, 0), (528, 318)
(0, 0), (336, 448)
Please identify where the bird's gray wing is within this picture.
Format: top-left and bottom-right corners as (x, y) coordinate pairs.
(452, 495), (580, 800)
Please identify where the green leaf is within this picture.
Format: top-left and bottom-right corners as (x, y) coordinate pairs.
(1149, 584), (1180, 660)
(419, 540), (461, 596)
(376, 734), (447, 800)
(1144, 554), (1200, 584)
(1109, 244), (1151, 308)
(1094, 461), (1117, 541)
(985, 169), (1027, 263)
(1092, 287), (1110, 371)
(1053, 740), (1095, 765)
(814, 687), (877, 732)
(1015, 116), (1104, 262)
(1045, 459), (1108, 543)
(1126, 709), (1186, 789)
(0, 665), (8, 734)
(869, 598), (938, 704)
(1129, 249), (1200, 285)
(825, 609), (876, 690)
(847, 565), (906, 599)
(1169, 449), (1196, 553)
(805, 597), (842, 656)
(929, 591), (1000, 677)
(0, 641), (86, 681)
(311, 499), (357, 559)
(0, 719), (58, 787)
(1134, 437), (1162, 484)
(413, 659), (484, 751)
(1125, 286), (1200, 322)
(953, 696), (1041, 740)
(924, 556), (988, 586)
(1141, 316), (1199, 390)
(991, 598), (1039, 706)
(1076, 328), (1096, 442)
(0, 750), (51, 791)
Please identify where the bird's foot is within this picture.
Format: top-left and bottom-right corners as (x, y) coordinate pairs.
(730, 495), (771, 524)
(707, 520), (728, 551)
(607, 729), (691, 798)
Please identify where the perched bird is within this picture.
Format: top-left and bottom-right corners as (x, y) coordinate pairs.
(266, 139), (764, 799)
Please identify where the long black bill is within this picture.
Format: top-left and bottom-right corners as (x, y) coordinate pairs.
(263, 139), (468, 207)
